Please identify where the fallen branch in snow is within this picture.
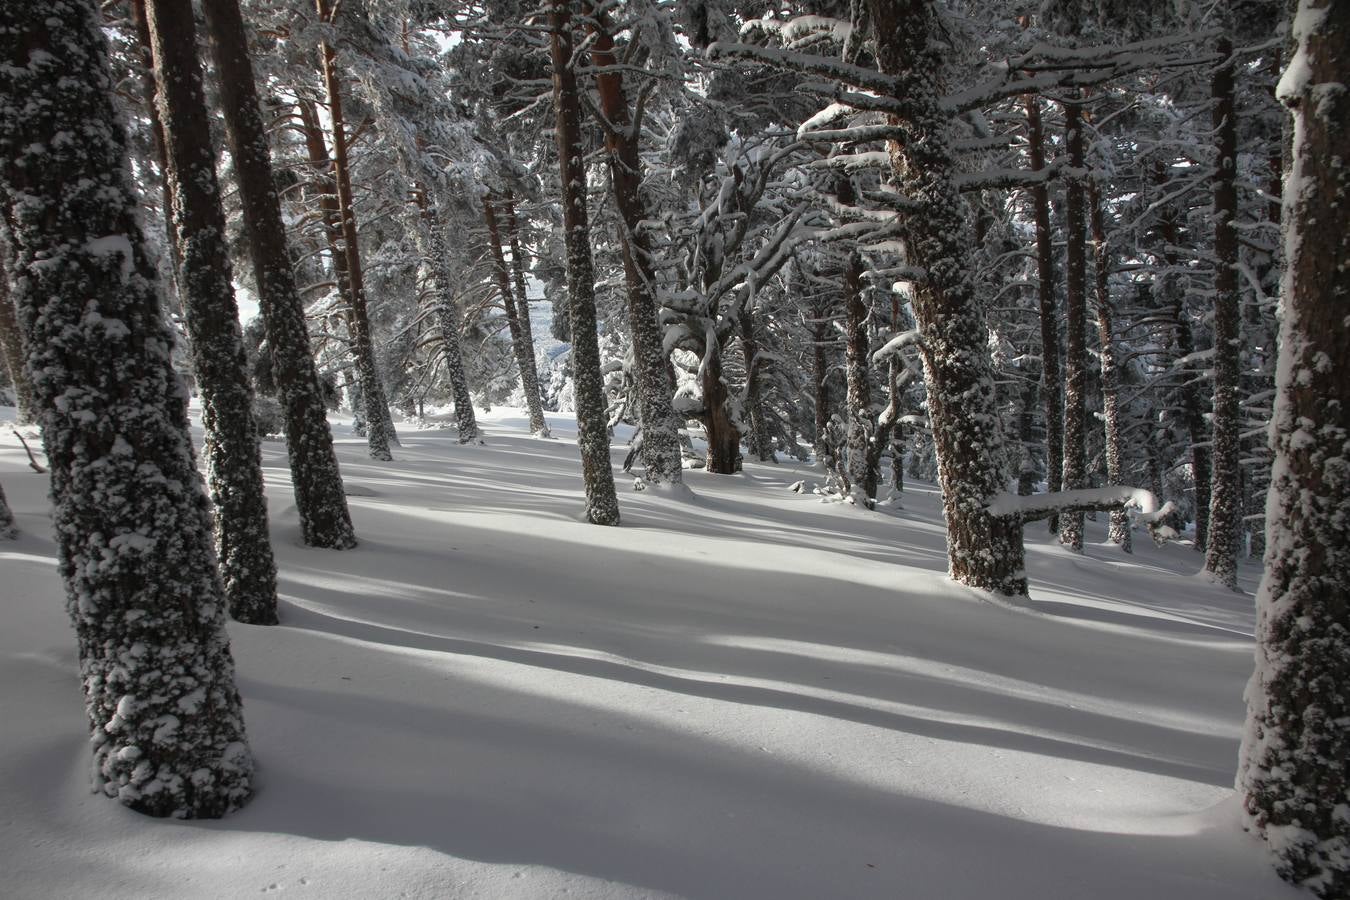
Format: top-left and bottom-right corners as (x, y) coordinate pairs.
(10, 428), (46, 474)
(987, 487), (1178, 545)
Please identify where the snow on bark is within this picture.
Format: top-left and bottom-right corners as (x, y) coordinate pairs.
(843, 252), (873, 505)
(0, 237), (36, 425)
(144, 0), (279, 624)
(1204, 34), (1243, 591)
(548, 0), (619, 525)
(1238, 2), (1350, 895)
(1088, 179), (1130, 552)
(868, 0), (1026, 596)
(0, 0), (253, 816)
(315, 2), (396, 462)
(1058, 97), (1089, 554)
(0, 478), (16, 539)
(202, 0), (355, 552)
(484, 196), (548, 438)
(502, 195), (551, 440)
(418, 201), (478, 443)
(1025, 94), (1063, 530)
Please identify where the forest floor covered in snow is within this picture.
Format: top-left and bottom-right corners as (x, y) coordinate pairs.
(0, 405), (1299, 899)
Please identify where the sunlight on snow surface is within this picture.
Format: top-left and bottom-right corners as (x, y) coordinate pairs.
(0, 403), (1297, 899)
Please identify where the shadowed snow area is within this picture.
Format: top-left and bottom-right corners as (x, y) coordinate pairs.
(0, 405), (1295, 899)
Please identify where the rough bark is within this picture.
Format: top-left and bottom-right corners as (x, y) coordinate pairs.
(1239, 4), (1350, 895)
(1088, 179), (1130, 552)
(501, 194), (551, 438)
(0, 0), (253, 815)
(0, 241), (36, 424)
(868, 0), (1026, 595)
(415, 194), (478, 442)
(315, 0), (396, 460)
(484, 196), (548, 436)
(145, 0), (279, 625)
(843, 251), (873, 504)
(201, 0), (355, 552)
(1205, 35), (1243, 590)
(0, 478), (15, 538)
(582, 7), (683, 485)
(740, 305), (775, 463)
(1025, 93), (1063, 529)
(1059, 98), (1088, 553)
(548, 0), (620, 524)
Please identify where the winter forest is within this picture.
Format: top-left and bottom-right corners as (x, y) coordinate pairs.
(0, 0), (1346, 896)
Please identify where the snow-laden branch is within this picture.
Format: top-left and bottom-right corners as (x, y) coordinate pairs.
(987, 486), (1160, 522)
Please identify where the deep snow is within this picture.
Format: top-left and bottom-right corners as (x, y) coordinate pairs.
(0, 405), (1297, 899)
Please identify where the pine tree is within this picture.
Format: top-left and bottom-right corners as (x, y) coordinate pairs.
(0, 237), (35, 424)
(143, 0), (280, 625)
(547, 0), (620, 525)
(0, 478), (16, 539)
(201, 0), (356, 552)
(0, 0), (254, 815)
(1238, 1), (1349, 894)
(1059, 96), (1089, 553)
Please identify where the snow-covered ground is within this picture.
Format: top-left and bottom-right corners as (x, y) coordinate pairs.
(0, 406), (1296, 899)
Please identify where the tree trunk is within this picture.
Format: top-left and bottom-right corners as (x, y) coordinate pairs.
(1155, 165), (1211, 551)
(0, 241), (35, 424)
(1239, 4), (1350, 894)
(1205, 35), (1243, 590)
(315, 0), (396, 460)
(868, 0), (1026, 595)
(201, 0), (355, 552)
(0, 0), (253, 815)
(484, 195), (548, 436)
(0, 478), (15, 538)
(700, 332), (742, 474)
(1025, 94), (1063, 530)
(740, 304), (775, 463)
(843, 251), (873, 504)
(415, 193), (479, 442)
(1059, 98), (1089, 553)
(502, 193), (551, 438)
(144, 0), (279, 625)
(1088, 179), (1130, 552)
(581, 7), (683, 485)
(548, 0), (619, 524)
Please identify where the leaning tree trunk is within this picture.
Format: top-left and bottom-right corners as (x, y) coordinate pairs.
(1059, 97), (1089, 553)
(502, 194), (551, 438)
(1238, 4), (1349, 895)
(1204, 34), (1243, 590)
(0, 241), (36, 424)
(484, 196), (548, 436)
(1088, 179), (1130, 552)
(548, 0), (619, 524)
(415, 193), (478, 442)
(582, 7), (683, 485)
(315, 0), (396, 460)
(1025, 93), (1063, 531)
(144, 0), (279, 625)
(0, 0), (254, 816)
(202, 0), (355, 551)
(869, 0), (1026, 595)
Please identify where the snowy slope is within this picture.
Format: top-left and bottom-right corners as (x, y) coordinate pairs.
(0, 406), (1295, 899)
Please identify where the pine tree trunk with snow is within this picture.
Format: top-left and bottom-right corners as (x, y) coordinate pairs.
(1088, 180), (1130, 552)
(843, 252), (873, 505)
(1205, 35), (1243, 590)
(502, 194), (551, 439)
(582, 10), (683, 485)
(417, 198), (478, 443)
(868, 0), (1026, 595)
(144, 0), (279, 625)
(484, 197), (548, 437)
(0, 241), (36, 425)
(0, 0), (254, 815)
(1059, 98), (1089, 554)
(1238, 4), (1350, 894)
(0, 478), (16, 539)
(740, 306), (775, 464)
(315, 3), (396, 461)
(1025, 94), (1063, 530)
(201, 0), (355, 552)
(548, 0), (619, 524)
